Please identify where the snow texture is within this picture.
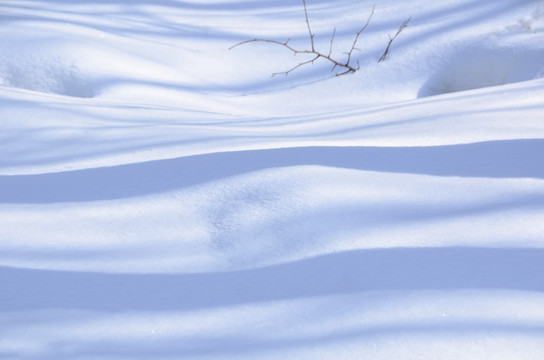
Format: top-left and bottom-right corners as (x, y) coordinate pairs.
(1, 0), (544, 359)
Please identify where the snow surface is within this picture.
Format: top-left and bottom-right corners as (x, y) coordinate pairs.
(1, 0), (544, 358)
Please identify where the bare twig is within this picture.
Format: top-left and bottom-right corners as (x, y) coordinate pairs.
(328, 27), (336, 58)
(229, 35), (356, 77)
(378, 17), (411, 62)
(229, 38), (297, 52)
(302, 0), (315, 51)
(229, 1), (393, 77)
(272, 54), (320, 77)
(345, 5), (375, 69)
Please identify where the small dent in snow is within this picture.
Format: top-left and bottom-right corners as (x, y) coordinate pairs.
(418, 45), (544, 97)
(0, 52), (94, 98)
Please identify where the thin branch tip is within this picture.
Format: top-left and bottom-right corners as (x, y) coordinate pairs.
(378, 16), (411, 62)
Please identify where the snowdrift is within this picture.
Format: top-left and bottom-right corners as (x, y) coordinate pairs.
(1, 0), (544, 358)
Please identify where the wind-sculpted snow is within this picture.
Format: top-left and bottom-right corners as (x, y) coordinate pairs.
(0, 53), (94, 98)
(2, 139), (544, 204)
(2, 165), (544, 273)
(1, 0), (544, 359)
(3, 248), (544, 311)
(419, 43), (544, 97)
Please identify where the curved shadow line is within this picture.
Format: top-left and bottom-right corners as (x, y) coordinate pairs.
(1, 139), (543, 204)
(1, 247), (544, 312)
(70, 323), (544, 358)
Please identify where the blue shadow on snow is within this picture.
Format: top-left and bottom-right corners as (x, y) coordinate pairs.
(1, 247), (544, 312)
(1, 138), (544, 203)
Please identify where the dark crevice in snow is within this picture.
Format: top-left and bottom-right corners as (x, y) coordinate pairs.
(419, 46), (544, 97)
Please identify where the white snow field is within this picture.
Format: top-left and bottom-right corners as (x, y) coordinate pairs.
(1, 0), (544, 358)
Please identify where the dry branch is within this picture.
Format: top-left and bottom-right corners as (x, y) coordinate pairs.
(229, 1), (375, 77)
(229, 1), (411, 77)
(378, 17), (411, 62)
(344, 6), (375, 69)
(302, 0), (315, 51)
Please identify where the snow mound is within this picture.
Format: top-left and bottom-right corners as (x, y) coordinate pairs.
(419, 44), (544, 97)
(0, 48), (94, 98)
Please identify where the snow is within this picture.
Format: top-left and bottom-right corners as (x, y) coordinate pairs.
(1, 0), (544, 358)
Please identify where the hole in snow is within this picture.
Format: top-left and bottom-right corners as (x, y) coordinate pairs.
(0, 53), (95, 98)
(418, 45), (544, 97)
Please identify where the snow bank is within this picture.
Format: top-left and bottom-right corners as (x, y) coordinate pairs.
(1, 0), (544, 358)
